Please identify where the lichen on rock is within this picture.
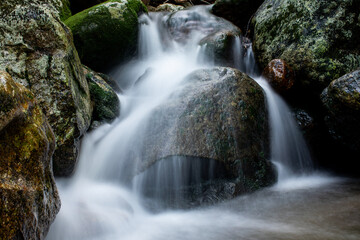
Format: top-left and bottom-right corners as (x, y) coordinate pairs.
(0, 0), (93, 176)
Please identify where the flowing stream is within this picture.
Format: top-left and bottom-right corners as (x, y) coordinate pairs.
(47, 7), (360, 240)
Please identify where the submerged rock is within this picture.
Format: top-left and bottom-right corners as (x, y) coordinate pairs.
(83, 66), (120, 126)
(140, 67), (275, 195)
(65, 0), (147, 71)
(212, 0), (264, 32)
(252, 0), (360, 94)
(321, 69), (360, 152)
(263, 59), (295, 93)
(0, 0), (92, 176)
(0, 71), (60, 240)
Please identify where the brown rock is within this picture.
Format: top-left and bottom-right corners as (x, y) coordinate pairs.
(263, 59), (295, 93)
(0, 71), (60, 240)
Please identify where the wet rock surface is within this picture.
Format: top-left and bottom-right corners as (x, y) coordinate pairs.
(0, 71), (60, 240)
(263, 59), (295, 93)
(321, 69), (360, 152)
(140, 67), (275, 194)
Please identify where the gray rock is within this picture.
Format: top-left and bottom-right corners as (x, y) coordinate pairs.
(0, 0), (93, 176)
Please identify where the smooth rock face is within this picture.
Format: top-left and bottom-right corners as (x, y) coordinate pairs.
(212, 0), (264, 32)
(252, 0), (360, 94)
(140, 67), (275, 193)
(0, 0), (93, 176)
(263, 59), (295, 93)
(65, 0), (147, 71)
(321, 70), (360, 151)
(0, 71), (60, 240)
(83, 66), (120, 124)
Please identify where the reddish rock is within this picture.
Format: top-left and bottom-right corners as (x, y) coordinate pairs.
(263, 59), (295, 93)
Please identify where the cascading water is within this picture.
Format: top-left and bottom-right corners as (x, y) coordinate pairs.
(47, 6), (358, 240)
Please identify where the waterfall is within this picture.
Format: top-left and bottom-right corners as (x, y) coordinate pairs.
(47, 6), (318, 240)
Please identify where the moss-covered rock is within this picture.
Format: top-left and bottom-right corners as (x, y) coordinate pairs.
(212, 0), (264, 32)
(0, 71), (60, 240)
(83, 66), (120, 125)
(321, 69), (360, 152)
(65, 0), (147, 71)
(252, 0), (360, 94)
(140, 67), (275, 194)
(0, 0), (93, 177)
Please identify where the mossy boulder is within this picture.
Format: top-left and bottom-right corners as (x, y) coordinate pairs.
(0, 0), (93, 177)
(0, 71), (60, 240)
(321, 69), (360, 152)
(65, 0), (147, 71)
(252, 0), (360, 94)
(83, 66), (120, 125)
(140, 67), (275, 194)
(212, 0), (264, 32)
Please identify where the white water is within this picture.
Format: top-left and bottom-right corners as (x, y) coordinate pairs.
(47, 7), (357, 240)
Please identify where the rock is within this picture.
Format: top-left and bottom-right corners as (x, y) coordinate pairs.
(321, 69), (360, 152)
(252, 0), (360, 94)
(65, 0), (147, 71)
(155, 3), (184, 12)
(292, 109), (314, 131)
(0, 71), (60, 240)
(212, 0), (264, 32)
(166, 7), (242, 66)
(83, 66), (120, 125)
(0, 0), (93, 177)
(139, 67), (275, 194)
(263, 59), (295, 93)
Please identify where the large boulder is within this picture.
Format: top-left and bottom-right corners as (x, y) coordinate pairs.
(0, 71), (60, 240)
(0, 0), (92, 176)
(65, 0), (147, 71)
(212, 0), (264, 32)
(252, 0), (360, 94)
(139, 67), (275, 195)
(321, 70), (360, 152)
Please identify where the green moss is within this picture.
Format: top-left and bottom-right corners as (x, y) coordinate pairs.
(65, 0), (146, 71)
(59, 0), (72, 21)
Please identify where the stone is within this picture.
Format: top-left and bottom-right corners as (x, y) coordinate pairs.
(0, 71), (60, 240)
(252, 0), (360, 94)
(263, 59), (295, 93)
(139, 67), (275, 194)
(321, 69), (360, 152)
(0, 0), (93, 177)
(83, 66), (120, 125)
(65, 0), (147, 71)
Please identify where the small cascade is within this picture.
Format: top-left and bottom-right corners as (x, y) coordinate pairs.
(47, 6), (322, 240)
(231, 37), (314, 181)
